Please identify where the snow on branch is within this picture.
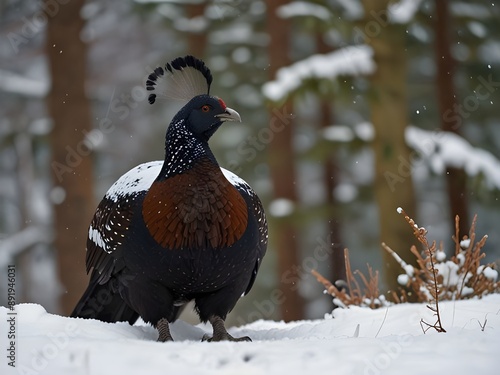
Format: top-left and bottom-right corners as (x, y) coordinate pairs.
(262, 45), (375, 102)
(0, 69), (49, 98)
(388, 0), (424, 24)
(322, 122), (500, 190)
(277, 1), (331, 21)
(406, 126), (500, 190)
(0, 226), (53, 266)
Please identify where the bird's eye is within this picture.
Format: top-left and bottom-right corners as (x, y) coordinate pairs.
(201, 105), (211, 112)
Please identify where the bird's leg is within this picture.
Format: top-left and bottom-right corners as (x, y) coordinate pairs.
(202, 315), (252, 342)
(157, 318), (174, 342)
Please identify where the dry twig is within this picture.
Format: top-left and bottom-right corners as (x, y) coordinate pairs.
(312, 249), (386, 309)
(397, 208), (446, 333)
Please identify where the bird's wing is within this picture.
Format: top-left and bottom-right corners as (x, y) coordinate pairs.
(221, 168), (268, 295)
(86, 161), (163, 284)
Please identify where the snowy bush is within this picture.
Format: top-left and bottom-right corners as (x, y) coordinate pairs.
(313, 212), (499, 310)
(388, 212), (499, 303)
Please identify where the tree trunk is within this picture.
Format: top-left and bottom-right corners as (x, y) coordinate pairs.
(434, 0), (469, 237)
(316, 35), (346, 284)
(319, 102), (346, 283)
(361, 0), (417, 292)
(266, 0), (304, 321)
(46, 0), (94, 315)
(186, 2), (207, 56)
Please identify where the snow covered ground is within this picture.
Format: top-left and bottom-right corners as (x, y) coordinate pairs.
(2, 294), (500, 375)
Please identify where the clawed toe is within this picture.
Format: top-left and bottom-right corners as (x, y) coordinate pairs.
(202, 333), (252, 342)
(203, 316), (252, 342)
(202, 333), (211, 342)
(157, 336), (174, 342)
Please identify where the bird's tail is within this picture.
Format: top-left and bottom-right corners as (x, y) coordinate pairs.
(71, 271), (139, 325)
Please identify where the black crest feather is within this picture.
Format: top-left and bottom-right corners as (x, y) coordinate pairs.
(147, 55), (212, 104)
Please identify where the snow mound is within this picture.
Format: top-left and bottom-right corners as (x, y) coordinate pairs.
(2, 295), (500, 375)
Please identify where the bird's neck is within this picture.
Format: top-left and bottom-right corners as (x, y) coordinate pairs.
(157, 120), (217, 180)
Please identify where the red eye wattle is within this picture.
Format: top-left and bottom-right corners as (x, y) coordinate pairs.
(218, 98), (227, 110)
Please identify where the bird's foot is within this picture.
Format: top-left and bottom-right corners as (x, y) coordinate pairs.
(202, 332), (252, 342)
(202, 315), (252, 342)
(157, 318), (174, 342)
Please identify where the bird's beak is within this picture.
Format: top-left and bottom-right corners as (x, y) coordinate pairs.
(216, 107), (241, 123)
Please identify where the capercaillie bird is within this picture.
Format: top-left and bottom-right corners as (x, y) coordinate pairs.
(71, 56), (268, 342)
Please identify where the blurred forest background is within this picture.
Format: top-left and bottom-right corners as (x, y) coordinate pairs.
(1, 0), (500, 325)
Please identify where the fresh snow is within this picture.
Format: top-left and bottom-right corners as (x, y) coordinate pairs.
(277, 2), (331, 21)
(322, 125), (355, 143)
(335, 0), (364, 20)
(333, 183), (358, 203)
(450, 2), (491, 20)
(2, 295), (500, 375)
(388, 0), (424, 24)
(268, 198), (295, 217)
(0, 69), (49, 98)
(262, 46), (375, 102)
(210, 24), (268, 47)
(460, 238), (471, 249)
(480, 266), (499, 282)
(173, 16), (209, 33)
(405, 126), (500, 190)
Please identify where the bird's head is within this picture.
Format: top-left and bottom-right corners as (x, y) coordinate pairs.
(147, 55), (241, 142)
(180, 95), (241, 141)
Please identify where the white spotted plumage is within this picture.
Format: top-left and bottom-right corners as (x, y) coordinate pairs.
(160, 119), (206, 178)
(106, 161), (163, 202)
(88, 225), (106, 250)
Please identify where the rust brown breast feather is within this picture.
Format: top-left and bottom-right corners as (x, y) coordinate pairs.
(142, 159), (248, 250)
